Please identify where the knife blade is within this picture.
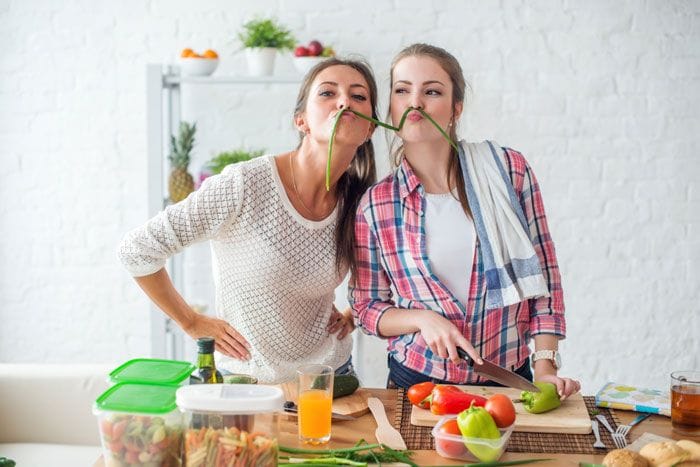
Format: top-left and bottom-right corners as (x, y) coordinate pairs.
(457, 348), (540, 392)
(283, 400), (356, 421)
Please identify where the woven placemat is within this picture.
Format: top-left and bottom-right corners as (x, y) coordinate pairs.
(395, 388), (621, 454)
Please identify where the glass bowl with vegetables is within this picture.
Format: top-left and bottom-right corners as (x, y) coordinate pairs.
(431, 410), (514, 462)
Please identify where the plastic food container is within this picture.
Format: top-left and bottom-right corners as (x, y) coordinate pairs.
(94, 382), (183, 467)
(176, 384), (284, 467)
(431, 415), (514, 462)
(108, 358), (196, 386)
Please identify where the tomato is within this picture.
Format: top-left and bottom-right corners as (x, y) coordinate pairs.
(407, 381), (435, 409)
(484, 393), (516, 428)
(435, 418), (465, 459)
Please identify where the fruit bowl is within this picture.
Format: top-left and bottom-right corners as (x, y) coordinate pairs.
(179, 57), (219, 76)
(292, 56), (328, 75)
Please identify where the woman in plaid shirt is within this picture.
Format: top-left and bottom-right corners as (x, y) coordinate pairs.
(349, 44), (580, 398)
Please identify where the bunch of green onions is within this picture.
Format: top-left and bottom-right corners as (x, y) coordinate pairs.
(279, 442), (550, 467)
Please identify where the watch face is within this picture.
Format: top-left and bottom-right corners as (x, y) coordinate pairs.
(554, 352), (562, 369)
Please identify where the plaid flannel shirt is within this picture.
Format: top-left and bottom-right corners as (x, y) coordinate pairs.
(349, 148), (565, 383)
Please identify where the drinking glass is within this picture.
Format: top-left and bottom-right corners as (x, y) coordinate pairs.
(671, 370), (700, 435)
(297, 364), (334, 444)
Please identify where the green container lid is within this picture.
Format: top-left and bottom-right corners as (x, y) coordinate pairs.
(95, 382), (178, 415)
(109, 358), (195, 385)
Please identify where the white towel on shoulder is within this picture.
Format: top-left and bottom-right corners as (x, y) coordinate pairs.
(458, 140), (550, 309)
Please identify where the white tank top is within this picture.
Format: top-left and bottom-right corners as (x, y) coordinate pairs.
(424, 191), (476, 306)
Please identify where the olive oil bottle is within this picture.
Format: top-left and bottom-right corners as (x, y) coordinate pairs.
(192, 337), (223, 384)
(191, 337), (223, 429)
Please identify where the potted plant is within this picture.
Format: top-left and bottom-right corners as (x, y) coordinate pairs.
(205, 148), (265, 175)
(238, 18), (295, 76)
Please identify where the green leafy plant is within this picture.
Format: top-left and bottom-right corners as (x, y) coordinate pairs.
(238, 18), (295, 50)
(206, 148), (264, 175)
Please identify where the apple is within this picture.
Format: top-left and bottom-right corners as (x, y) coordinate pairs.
(294, 46), (310, 57)
(307, 40), (323, 56)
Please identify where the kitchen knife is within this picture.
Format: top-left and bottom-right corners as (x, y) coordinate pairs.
(457, 348), (540, 392)
(283, 400), (356, 421)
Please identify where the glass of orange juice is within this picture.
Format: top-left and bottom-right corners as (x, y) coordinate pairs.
(297, 364), (334, 444)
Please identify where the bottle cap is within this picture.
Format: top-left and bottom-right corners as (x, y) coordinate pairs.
(197, 337), (215, 354)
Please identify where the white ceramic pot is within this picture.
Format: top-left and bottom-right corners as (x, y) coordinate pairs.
(245, 47), (277, 76)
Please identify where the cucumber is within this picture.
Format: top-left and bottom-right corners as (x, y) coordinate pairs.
(333, 374), (359, 399)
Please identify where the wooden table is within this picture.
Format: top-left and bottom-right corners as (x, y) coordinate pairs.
(95, 388), (697, 466)
(278, 388), (691, 466)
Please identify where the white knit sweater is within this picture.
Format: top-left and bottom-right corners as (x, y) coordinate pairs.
(118, 155), (352, 383)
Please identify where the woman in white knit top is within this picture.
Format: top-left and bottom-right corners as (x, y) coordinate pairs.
(118, 59), (378, 383)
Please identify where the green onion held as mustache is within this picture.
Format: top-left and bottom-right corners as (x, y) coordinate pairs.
(326, 106), (459, 191)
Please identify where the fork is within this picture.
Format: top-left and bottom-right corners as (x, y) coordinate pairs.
(615, 413), (651, 441)
(596, 414), (626, 449)
(591, 420), (606, 449)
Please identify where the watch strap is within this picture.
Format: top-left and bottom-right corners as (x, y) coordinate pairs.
(531, 350), (561, 369)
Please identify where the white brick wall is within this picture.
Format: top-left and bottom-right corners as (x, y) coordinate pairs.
(1, 0), (698, 394)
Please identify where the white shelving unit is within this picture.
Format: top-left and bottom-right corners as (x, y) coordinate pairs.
(145, 63), (301, 360)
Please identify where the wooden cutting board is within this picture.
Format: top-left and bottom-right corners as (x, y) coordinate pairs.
(410, 385), (592, 434)
(278, 381), (370, 417)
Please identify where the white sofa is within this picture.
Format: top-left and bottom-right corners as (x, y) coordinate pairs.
(0, 363), (112, 466)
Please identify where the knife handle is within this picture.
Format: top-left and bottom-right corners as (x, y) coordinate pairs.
(456, 347), (475, 366)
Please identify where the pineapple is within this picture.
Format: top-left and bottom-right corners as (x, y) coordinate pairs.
(168, 121), (196, 203)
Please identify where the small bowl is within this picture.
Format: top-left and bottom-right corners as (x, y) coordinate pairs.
(179, 57), (219, 76)
(431, 415), (514, 462)
(223, 373), (258, 385)
(292, 56), (328, 74)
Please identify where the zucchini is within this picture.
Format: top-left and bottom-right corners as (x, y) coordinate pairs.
(333, 374), (359, 399)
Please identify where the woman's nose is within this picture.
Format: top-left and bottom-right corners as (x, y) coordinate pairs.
(338, 95), (350, 109)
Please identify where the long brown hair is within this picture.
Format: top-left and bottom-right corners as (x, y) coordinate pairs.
(293, 58), (378, 277)
(388, 43), (471, 217)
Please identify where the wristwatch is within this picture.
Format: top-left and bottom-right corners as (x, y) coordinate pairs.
(531, 350), (562, 370)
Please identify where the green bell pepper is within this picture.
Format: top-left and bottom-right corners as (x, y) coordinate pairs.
(0, 457), (16, 467)
(456, 404), (501, 462)
(520, 381), (561, 414)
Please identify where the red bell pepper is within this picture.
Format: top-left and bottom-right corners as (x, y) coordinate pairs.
(430, 385), (488, 415)
(406, 381), (435, 409)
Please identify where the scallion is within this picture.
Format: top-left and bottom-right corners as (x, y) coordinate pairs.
(325, 106), (459, 191)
